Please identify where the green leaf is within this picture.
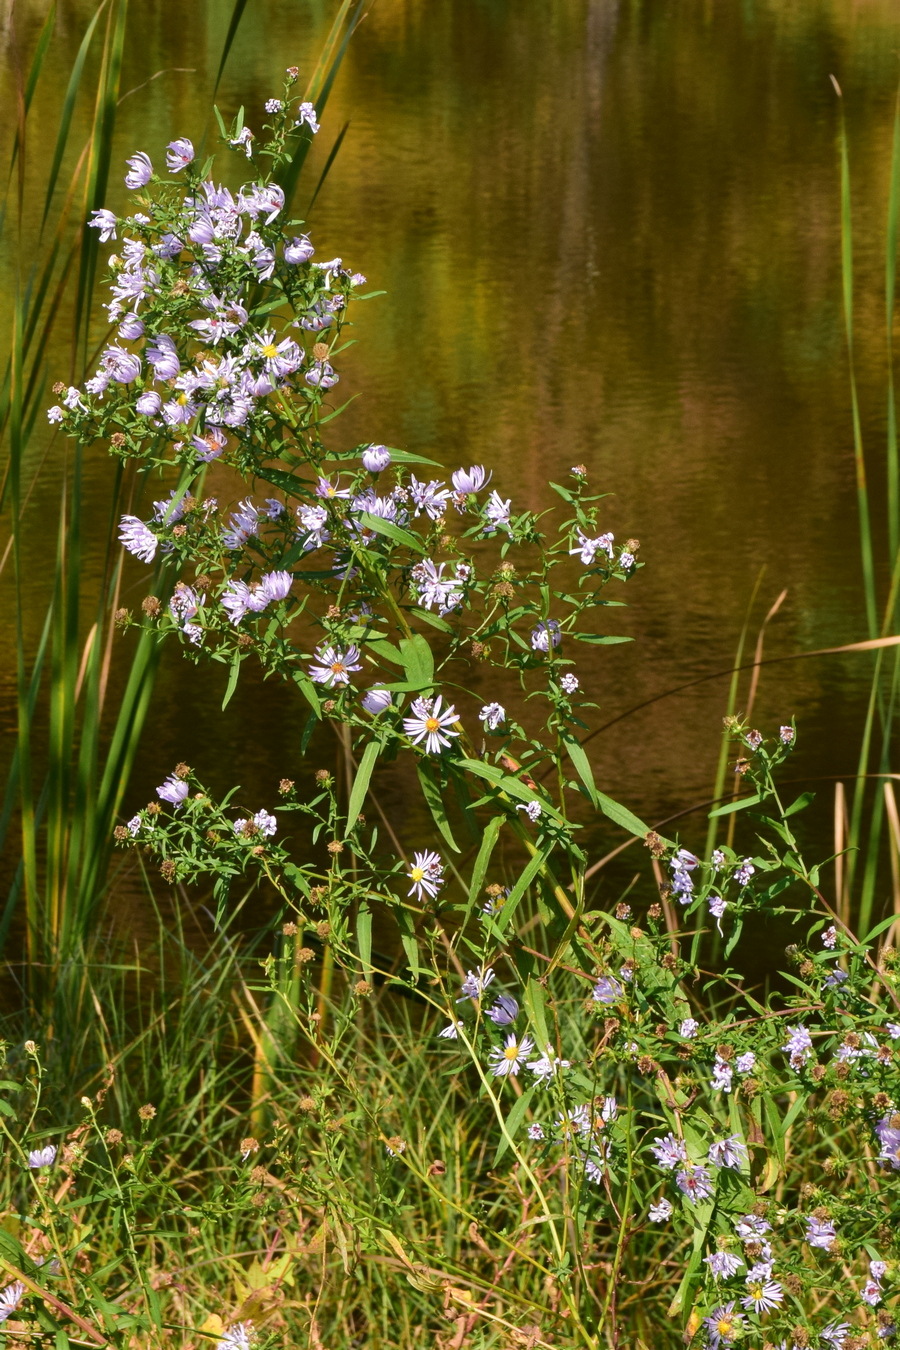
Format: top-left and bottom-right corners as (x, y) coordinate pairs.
(783, 791), (816, 818)
(497, 846), (553, 933)
(396, 907), (419, 982)
(399, 634), (435, 690)
(347, 740), (380, 827)
(596, 791), (650, 837)
(456, 758), (563, 821)
(356, 904), (373, 979)
(463, 815), (503, 921)
(357, 511), (426, 554)
(708, 793), (763, 818)
(222, 651), (243, 711)
(562, 735), (598, 807)
(417, 762), (460, 853)
(523, 977), (550, 1049)
(493, 1083), (537, 1166)
(571, 633), (633, 645)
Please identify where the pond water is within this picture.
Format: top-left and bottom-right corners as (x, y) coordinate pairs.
(4, 0), (900, 933)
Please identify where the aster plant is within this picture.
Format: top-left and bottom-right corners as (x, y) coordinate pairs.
(39, 69), (900, 1350)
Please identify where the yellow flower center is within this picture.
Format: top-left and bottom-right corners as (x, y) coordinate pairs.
(330, 661), (346, 675)
(177, 392), (190, 405)
(716, 1318), (734, 1337)
(410, 867), (425, 883)
(504, 1041), (520, 1061)
(261, 343), (278, 358)
(425, 716), (441, 732)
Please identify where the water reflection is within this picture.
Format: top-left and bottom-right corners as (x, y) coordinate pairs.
(3, 0), (900, 931)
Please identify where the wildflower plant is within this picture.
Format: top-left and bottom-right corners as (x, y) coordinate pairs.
(39, 70), (900, 1350)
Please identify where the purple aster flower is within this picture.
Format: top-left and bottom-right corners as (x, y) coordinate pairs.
(403, 695), (460, 754)
(650, 1133), (688, 1170)
(157, 774), (189, 807)
(409, 475), (450, 520)
(166, 138), (195, 172)
(47, 405), (64, 423)
(88, 208), (117, 241)
(411, 558), (468, 615)
(734, 858), (756, 886)
(451, 465), (491, 494)
(527, 1123), (545, 1140)
(821, 1324), (851, 1349)
(438, 1021), (459, 1040)
(734, 1214), (771, 1241)
(517, 800), (542, 823)
(223, 499), (260, 550)
(780, 725), (795, 744)
(711, 848), (726, 869)
(708, 1135), (748, 1170)
(742, 1277), (783, 1314)
(230, 127), (254, 157)
(592, 975), (624, 1005)
(0, 1281), (25, 1324)
(709, 895), (728, 933)
(124, 151), (152, 189)
(407, 850), (444, 903)
(704, 1304), (746, 1350)
(488, 1033), (535, 1078)
(457, 968), (496, 1000)
(259, 571), (292, 603)
(676, 1164), (714, 1204)
(527, 1046), (571, 1082)
(362, 688), (392, 715)
(135, 391), (161, 415)
(309, 644), (363, 688)
(782, 1025), (813, 1068)
(102, 345), (141, 383)
(169, 584), (200, 626)
(284, 234), (315, 263)
(118, 515), (158, 564)
(252, 809), (277, 838)
(861, 1281), (882, 1307)
(478, 702), (506, 731)
(805, 1215), (836, 1251)
(305, 360), (339, 389)
(531, 620), (562, 652)
(822, 925), (837, 949)
(560, 672), (579, 693)
(711, 1057), (734, 1093)
(362, 444), (392, 472)
(649, 1198), (673, 1222)
(483, 490), (511, 533)
(295, 101), (319, 133)
(735, 1051), (756, 1074)
(27, 1145), (57, 1169)
(705, 1252), (744, 1281)
(679, 1018), (699, 1038)
(118, 312), (144, 341)
(486, 996), (519, 1026)
(570, 530), (615, 565)
(146, 334), (180, 380)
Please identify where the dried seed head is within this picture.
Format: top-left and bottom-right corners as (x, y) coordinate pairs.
(312, 342), (329, 361)
(297, 948), (315, 964)
(279, 779), (295, 795)
(282, 922), (298, 936)
(299, 1097), (316, 1113)
(236, 632), (253, 649)
(159, 860), (176, 882)
(114, 607), (130, 626)
(644, 832), (666, 859)
(316, 920), (331, 938)
(138, 1104), (156, 1121)
(106, 1129), (123, 1145)
(354, 980), (372, 997)
(114, 825), (129, 841)
(174, 763), (190, 779)
(141, 595), (161, 617)
(326, 840), (344, 854)
(647, 903), (662, 921)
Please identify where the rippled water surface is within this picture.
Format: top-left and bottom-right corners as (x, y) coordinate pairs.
(4, 0), (900, 916)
